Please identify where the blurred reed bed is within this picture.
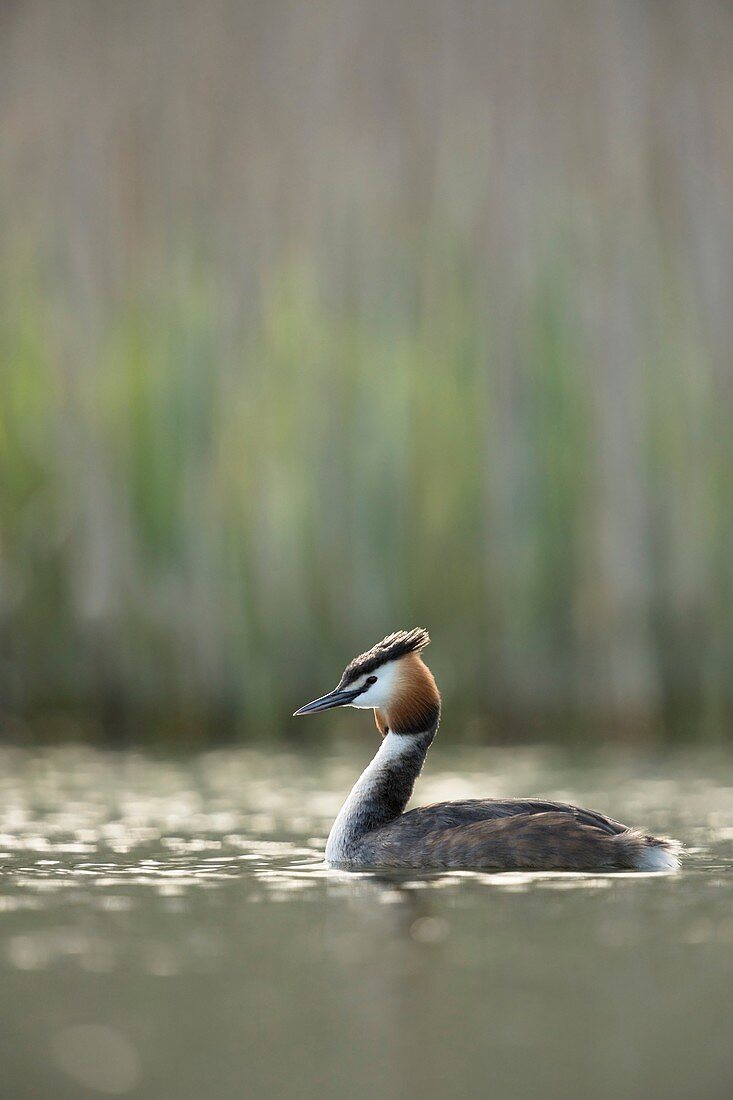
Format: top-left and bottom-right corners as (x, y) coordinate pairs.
(1, 1), (732, 742)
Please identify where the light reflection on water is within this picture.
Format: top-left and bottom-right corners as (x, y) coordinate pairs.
(0, 744), (732, 1099)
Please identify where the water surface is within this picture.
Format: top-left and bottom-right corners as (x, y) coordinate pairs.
(0, 744), (731, 1099)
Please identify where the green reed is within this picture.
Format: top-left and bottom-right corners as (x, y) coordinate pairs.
(1, 257), (731, 743)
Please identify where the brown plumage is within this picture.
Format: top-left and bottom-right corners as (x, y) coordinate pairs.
(358, 811), (665, 871)
(380, 652), (441, 736)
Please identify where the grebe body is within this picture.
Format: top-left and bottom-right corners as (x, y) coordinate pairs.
(294, 630), (680, 872)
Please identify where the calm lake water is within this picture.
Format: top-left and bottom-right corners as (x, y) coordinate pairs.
(0, 743), (731, 1100)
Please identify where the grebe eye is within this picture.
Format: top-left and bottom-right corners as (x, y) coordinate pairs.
(365, 676), (377, 686)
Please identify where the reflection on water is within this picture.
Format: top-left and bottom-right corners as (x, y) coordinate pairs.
(0, 744), (732, 1099)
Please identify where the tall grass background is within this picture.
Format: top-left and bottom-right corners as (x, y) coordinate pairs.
(1, 1), (732, 743)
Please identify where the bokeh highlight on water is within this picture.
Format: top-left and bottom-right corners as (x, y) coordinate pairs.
(1, 744), (732, 1099)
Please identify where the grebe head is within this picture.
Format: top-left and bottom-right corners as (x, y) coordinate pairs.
(293, 628), (440, 735)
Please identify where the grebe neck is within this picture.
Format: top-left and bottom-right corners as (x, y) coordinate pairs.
(325, 720), (438, 865)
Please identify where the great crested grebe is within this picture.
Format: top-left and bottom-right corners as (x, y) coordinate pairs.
(294, 629), (681, 872)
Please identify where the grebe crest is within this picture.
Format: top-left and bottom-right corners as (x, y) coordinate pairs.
(294, 627), (440, 737)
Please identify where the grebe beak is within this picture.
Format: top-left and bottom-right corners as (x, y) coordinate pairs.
(293, 686), (362, 716)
